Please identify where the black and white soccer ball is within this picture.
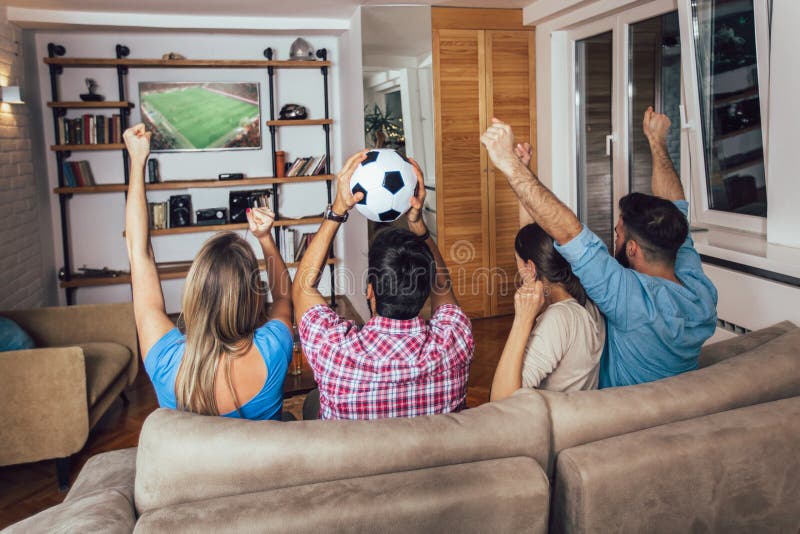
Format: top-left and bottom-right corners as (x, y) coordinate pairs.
(349, 149), (417, 222)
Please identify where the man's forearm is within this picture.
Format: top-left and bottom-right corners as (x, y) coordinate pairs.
(501, 159), (583, 245)
(649, 141), (685, 201)
(295, 219), (337, 294)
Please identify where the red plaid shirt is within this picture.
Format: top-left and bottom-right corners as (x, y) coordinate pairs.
(298, 303), (474, 420)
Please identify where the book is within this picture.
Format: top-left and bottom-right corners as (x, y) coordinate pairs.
(78, 161), (95, 186)
(311, 155), (328, 175)
(281, 228), (296, 264)
(286, 157), (306, 177)
(294, 232), (316, 262)
(298, 156), (317, 176)
(62, 162), (76, 187)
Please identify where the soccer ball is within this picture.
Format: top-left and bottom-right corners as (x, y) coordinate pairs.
(349, 149), (417, 222)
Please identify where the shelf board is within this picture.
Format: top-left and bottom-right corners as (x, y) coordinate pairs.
(135, 216), (325, 237)
(59, 258), (337, 288)
(44, 57), (331, 69)
(51, 144), (126, 152)
(266, 119), (333, 127)
(48, 101), (134, 109)
(716, 125), (761, 142)
(714, 88), (759, 107)
(54, 175), (335, 195)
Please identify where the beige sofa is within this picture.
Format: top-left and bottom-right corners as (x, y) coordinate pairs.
(0, 303), (138, 489)
(4, 322), (799, 533)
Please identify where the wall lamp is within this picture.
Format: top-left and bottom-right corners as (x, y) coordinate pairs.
(0, 86), (24, 104)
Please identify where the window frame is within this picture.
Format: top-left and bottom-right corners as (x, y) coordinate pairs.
(677, 0), (771, 234)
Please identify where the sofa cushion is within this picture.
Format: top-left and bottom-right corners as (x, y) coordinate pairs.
(134, 456), (550, 534)
(134, 389), (551, 514)
(551, 396), (800, 534)
(538, 324), (800, 457)
(66, 448), (136, 504)
(75, 342), (131, 407)
(2, 488), (135, 534)
(0, 317), (34, 352)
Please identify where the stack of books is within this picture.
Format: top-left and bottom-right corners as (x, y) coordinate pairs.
(280, 229), (332, 264)
(56, 114), (123, 145)
(61, 160), (96, 187)
(285, 155), (328, 177)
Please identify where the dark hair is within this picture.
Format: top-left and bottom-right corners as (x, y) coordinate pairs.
(367, 228), (435, 320)
(618, 192), (688, 266)
(515, 223), (587, 306)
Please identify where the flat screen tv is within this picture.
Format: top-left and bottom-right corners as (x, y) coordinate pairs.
(139, 82), (262, 152)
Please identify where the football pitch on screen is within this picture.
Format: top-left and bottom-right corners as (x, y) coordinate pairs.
(142, 87), (259, 149)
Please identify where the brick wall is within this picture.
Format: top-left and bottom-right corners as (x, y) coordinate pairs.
(0, 10), (48, 310)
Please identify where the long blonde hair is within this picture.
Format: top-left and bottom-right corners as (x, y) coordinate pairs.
(175, 232), (267, 415)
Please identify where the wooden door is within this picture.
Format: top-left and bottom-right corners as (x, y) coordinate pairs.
(433, 29), (491, 318)
(485, 30), (536, 316)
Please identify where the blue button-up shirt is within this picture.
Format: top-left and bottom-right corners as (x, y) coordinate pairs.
(554, 201), (718, 387)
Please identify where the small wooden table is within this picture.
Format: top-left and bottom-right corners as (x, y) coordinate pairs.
(282, 362), (316, 398)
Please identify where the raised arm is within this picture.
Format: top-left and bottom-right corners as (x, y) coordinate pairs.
(481, 119), (583, 245)
(406, 158), (458, 310)
(643, 106), (685, 201)
(514, 142), (535, 227)
(247, 207), (292, 331)
(292, 151), (367, 325)
(123, 124), (174, 358)
(490, 279), (544, 402)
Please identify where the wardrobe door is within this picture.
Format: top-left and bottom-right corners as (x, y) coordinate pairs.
(485, 30), (536, 316)
(434, 29), (491, 318)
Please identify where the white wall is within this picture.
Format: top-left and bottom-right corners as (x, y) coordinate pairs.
(34, 31), (347, 312)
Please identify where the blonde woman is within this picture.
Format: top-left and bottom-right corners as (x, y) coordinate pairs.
(124, 124), (293, 420)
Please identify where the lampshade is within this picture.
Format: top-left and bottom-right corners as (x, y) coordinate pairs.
(0, 86), (23, 104)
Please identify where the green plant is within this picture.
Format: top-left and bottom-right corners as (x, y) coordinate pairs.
(364, 104), (403, 148)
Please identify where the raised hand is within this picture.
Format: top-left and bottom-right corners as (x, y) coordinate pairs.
(123, 123), (151, 165)
(332, 150), (368, 215)
(514, 142), (533, 168)
(643, 106), (671, 147)
(514, 278), (545, 324)
(246, 206), (275, 239)
(406, 157), (428, 237)
(481, 118), (518, 175)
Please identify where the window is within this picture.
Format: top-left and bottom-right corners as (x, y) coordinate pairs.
(690, 0), (767, 218)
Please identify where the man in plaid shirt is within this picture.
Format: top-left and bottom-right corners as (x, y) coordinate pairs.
(293, 151), (474, 420)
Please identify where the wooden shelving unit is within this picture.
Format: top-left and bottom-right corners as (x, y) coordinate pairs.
(45, 57), (331, 69)
(46, 42), (337, 305)
(266, 118), (333, 127)
(51, 143), (126, 151)
(60, 259), (338, 288)
(48, 101), (134, 109)
(54, 175), (335, 195)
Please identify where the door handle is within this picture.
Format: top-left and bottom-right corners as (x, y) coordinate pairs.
(605, 134), (614, 157)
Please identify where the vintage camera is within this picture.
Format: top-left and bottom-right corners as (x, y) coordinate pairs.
(169, 195), (192, 227)
(229, 189), (272, 223)
(196, 207), (228, 226)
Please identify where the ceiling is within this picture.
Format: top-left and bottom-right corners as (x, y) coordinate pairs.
(5, 0), (534, 20)
(362, 6), (432, 58)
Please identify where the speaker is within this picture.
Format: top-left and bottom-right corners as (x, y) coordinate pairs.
(229, 189), (271, 223)
(169, 195), (192, 227)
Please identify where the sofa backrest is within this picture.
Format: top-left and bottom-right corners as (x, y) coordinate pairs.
(551, 395), (800, 533)
(698, 320), (795, 368)
(134, 388), (551, 515)
(538, 323), (800, 459)
(1, 303), (139, 385)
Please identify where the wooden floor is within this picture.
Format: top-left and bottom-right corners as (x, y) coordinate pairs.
(0, 313), (513, 529)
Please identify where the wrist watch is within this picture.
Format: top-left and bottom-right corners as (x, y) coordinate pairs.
(324, 204), (348, 223)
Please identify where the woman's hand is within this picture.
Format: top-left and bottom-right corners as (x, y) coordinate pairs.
(514, 279), (545, 324)
(123, 124), (151, 165)
(246, 207), (275, 239)
(331, 150), (368, 216)
(407, 157), (428, 238)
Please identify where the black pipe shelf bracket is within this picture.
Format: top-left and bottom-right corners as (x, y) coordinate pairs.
(264, 45), (337, 307)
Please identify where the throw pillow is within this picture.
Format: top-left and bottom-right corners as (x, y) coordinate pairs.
(0, 317), (35, 352)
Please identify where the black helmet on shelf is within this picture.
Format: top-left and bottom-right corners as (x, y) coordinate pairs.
(279, 104), (308, 120)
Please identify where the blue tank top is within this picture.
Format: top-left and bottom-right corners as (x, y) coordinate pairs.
(144, 320), (293, 420)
